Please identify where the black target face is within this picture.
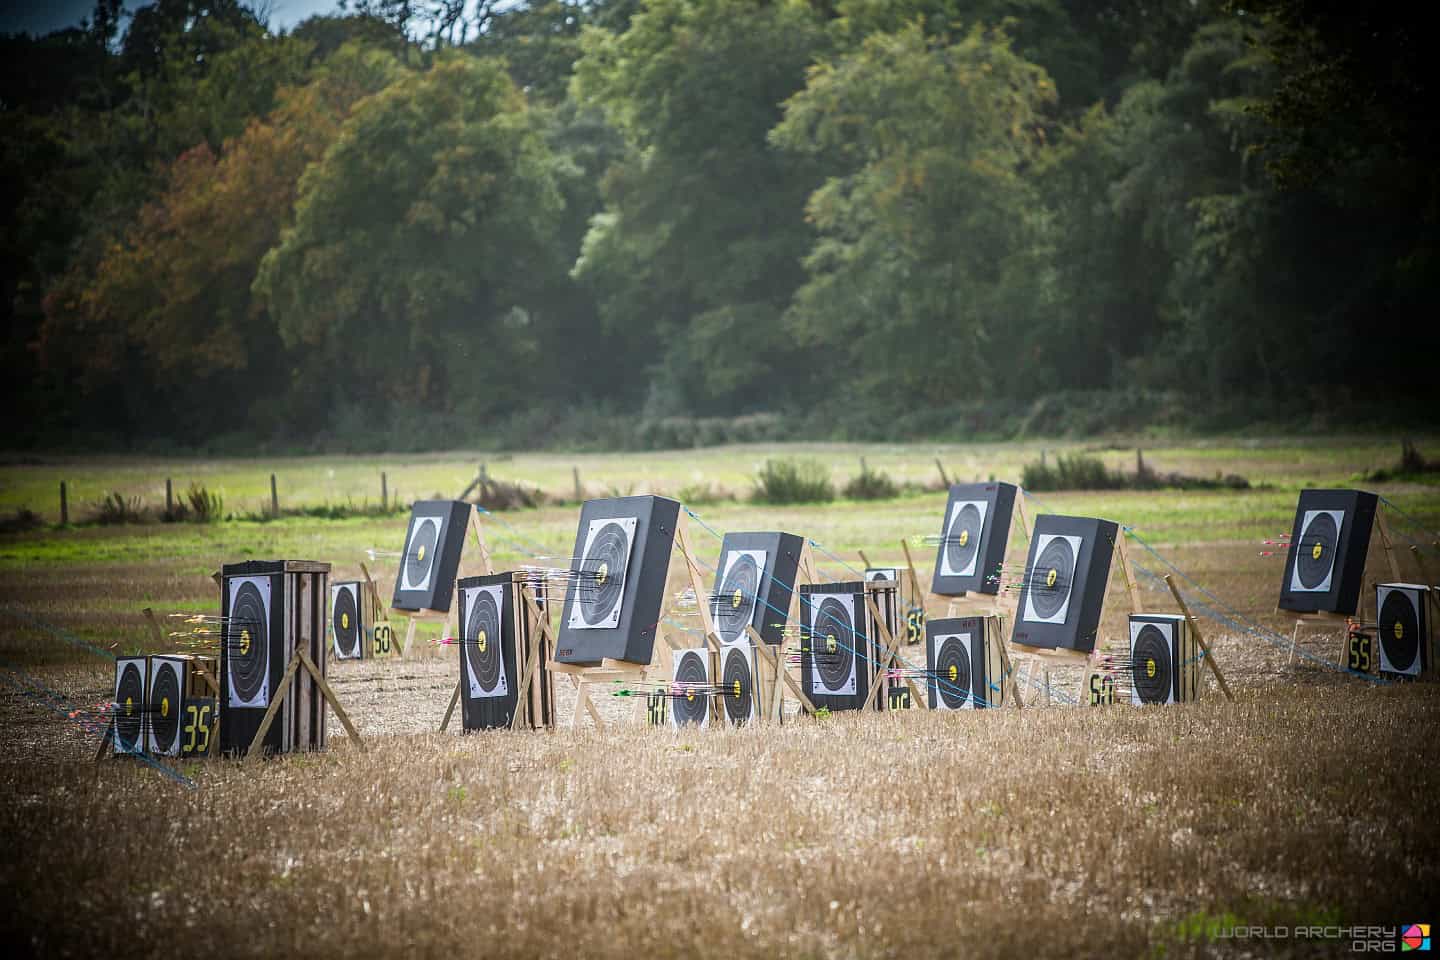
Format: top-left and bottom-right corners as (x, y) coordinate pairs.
(947, 502), (984, 575)
(466, 590), (504, 694)
(716, 553), (761, 642)
(115, 662), (144, 751)
(229, 581), (269, 704)
(1132, 625), (1172, 704)
(1379, 591), (1420, 673)
(721, 646), (753, 723)
(812, 596), (855, 691)
(333, 586), (360, 658)
(405, 518), (440, 591)
(1295, 512), (1339, 590)
(150, 663), (180, 752)
(934, 637), (972, 709)
(1029, 537), (1076, 621)
(579, 522), (631, 625)
(672, 651), (709, 726)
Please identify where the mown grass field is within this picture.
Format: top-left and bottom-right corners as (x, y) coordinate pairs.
(3, 438), (1439, 957)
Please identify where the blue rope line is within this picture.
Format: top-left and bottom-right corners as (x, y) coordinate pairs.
(1378, 495), (1440, 547)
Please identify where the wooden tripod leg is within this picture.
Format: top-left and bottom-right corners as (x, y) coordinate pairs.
(1164, 575), (1234, 702)
(1289, 621), (1301, 667)
(298, 649), (364, 749)
(862, 595), (899, 712)
(246, 651), (302, 759)
(440, 679), (462, 733)
(93, 719), (114, 761)
(400, 616), (418, 660)
(996, 631), (1022, 710)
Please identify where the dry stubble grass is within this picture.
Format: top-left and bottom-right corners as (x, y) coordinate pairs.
(3, 686), (1437, 958)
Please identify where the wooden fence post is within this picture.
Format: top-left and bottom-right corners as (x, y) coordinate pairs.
(59, 482), (68, 525)
(165, 478), (173, 516)
(381, 472), (388, 510)
(270, 474), (279, 517)
(573, 466), (582, 502)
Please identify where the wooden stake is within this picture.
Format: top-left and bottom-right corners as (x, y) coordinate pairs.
(1163, 574), (1234, 702)
(59, 482), (68, 525)
(1114, 531), (1144, 616)
(1375, 507), (1403, 582)
(857, 549), (872, 569)
(165, 478), (173, 517)
(573, 466), (582, 502)
(935, 459), (950, 487)
(93, 720), (114, 761)
(381, 472), (387, 510)
(440, 679), (462, 733)
(269, 474), (279, 517)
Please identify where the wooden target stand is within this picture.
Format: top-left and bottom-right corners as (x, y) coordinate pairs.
(437, 572), (557, 733)
(378, 508), (494, 661)
(1285, 507), (1403, 671)
(898, 495), (1041, 709)
(547, 517), (825, 730)
(1409, 544), (1440, 678)
(93, 610), (224, 761)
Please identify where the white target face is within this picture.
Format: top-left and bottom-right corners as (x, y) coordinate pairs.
(331, 582), (362, 660)
(146, 657), (184, 756)
(567, 516), (637, 630)
(865, 567), (899, 582)
(715, 548), (767, 643)
(401, 515), (443, 593)
(1022, 534), (1083, 626)
(806, 592), (858, 696)
(463, 584), (509, 699)
(718, 640), (757, 726)
(1129, 618), (1177, 705)
(670, 646), (711, 729)
(1288, 509), (1344, 594)
(930, 631), (977, 711)
(226, 575), (271, 709)
(940, 500), (989, 578)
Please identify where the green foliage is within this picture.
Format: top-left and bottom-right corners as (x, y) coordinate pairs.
(752, 458), (835, 505)
(1022, 454), (1124, 492)
(5, 0), (1438, 452)
(842, 462), (899, 501)
(93, 492), (146, 525)
(185, 484), (224, 523)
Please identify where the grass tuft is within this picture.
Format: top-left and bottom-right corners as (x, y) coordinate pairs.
(752, 458), (834, 504)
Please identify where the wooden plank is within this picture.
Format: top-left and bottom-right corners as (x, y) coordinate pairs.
(862, 594), (899, 712)
(298, 648), (364, 750)
(1163, 575), (1234, 702)
(512, 592), (545, 731)
(469, 509), (495, 576)
(1114, 532), (1144, 617)
(994, 618), (1022, 710)
(246, 651), (301, 760)
(298, 573), (312, 751)
(93, 719), (114, 761)
(280, 561), (333, 574)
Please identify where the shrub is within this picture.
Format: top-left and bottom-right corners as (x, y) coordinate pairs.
(1022, 454), (1124, 492)
(842, 461), (899, 501)
(752, 458), (834, 504)
(93, 492), (146, 524)
(0, 508), (44, 534)
(677, 482), (733, 506)
(186, 484), (224, 523)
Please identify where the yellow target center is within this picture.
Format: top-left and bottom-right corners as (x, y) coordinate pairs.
(1046, 568), (1058, 589)
(477, 630), (487, 653)
(732, 588), (743, 609)
(417, 544), (426, 562)
(686, 689), (695, 703)
(161, 696), (169, 718)
(125, 696), (133, 715)
(596, 561), (609, 586)
(1394, 621), (1404, 640)
(1146, 658), (1156, 679)
(948, 664), (958, 683)
(958, 529), (970, 548)
(1311, 541), (1322, 561)
(240, 629), (251, 657)
(826, 634), (837, 654)
(341, 612), (350, 630)
(733, 680), (741, 699)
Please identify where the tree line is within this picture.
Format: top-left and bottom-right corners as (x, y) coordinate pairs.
(4, 0), (1434, 452)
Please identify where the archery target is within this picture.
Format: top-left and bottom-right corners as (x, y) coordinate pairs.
(1022, 534), (1082, 625)
(147, 658), (182, 755)
(715, 548), (767, 643)
(1129, 620), (1175, 705)
(807, 592), (858, 696)
(332, 582), (362, 660)
(940, 500), (989, 578)
(568, 516), (638, 630)
(931, 631), (975, 710)
(865, 568), (899, 582)
(1289, 509), (1343, 594)
(401, 515), (442, 593)
(719, 641), (756, 725)
(463, 584), (509, 698)
(114, 658), (146, 754)
(671, 647), (710, 728)
(226, 575), (271, 709)
(1377, 584), (1423, 677)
